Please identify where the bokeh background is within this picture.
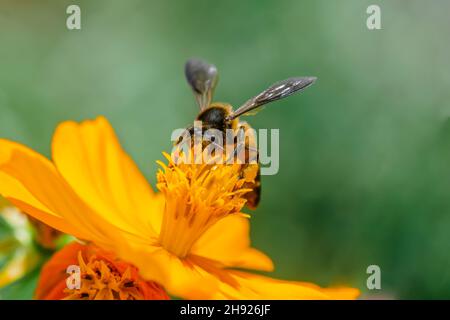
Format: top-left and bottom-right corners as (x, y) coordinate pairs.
(1, 0), (450, 299)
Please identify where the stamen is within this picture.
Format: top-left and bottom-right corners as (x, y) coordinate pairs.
(63, 248), (167, 300)
(157, 151), (253, 258)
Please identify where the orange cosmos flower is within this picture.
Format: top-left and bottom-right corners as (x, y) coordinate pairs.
(0, 116), (359, 299)
(35, 242), (169, 300)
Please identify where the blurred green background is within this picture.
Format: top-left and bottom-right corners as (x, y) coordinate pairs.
(1, 0), (450, 299)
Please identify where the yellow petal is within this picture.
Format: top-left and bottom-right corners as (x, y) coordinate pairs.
(117, 244), (222, 299)
(0, 172), (80, 237)
(51, 117), (160, 237)
(124, 244), (358, 300)
(0, 139), (117, 246)
(212, 270), (360, 300)
(191, 214), (274, 272)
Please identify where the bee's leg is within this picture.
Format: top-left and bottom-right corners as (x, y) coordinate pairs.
(203, 140), (226, 164)
(226, 141), (260, 164)
(225, 140), (246, 164)
(246, 146), (259, 164)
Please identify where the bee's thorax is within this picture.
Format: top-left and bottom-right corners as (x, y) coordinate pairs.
(196, 103), (237, 130)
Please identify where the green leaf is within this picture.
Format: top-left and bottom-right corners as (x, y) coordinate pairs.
(0, 214), (14, 241)
(0, 264), (42, 300)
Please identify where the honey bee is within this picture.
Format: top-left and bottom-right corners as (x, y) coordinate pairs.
(177, 58), (316, 209)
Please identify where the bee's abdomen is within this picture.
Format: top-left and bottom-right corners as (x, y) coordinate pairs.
(242, 165), (261, 210)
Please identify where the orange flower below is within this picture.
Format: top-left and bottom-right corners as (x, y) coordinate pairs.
(35, 242), (169, 300)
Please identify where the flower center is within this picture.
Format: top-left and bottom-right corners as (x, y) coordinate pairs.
(64, 249), (167, 300)
(156, 152), (253, 258)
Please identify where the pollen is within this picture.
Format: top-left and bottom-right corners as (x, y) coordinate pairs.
(156, 152), (253, 258)
(64, 247), (168, 300)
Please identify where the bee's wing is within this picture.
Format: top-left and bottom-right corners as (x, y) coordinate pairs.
(185, 58), (218, 111)
(227, 77), (317, 120)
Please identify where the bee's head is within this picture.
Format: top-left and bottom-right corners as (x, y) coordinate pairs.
(196, 103), (237, 130)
